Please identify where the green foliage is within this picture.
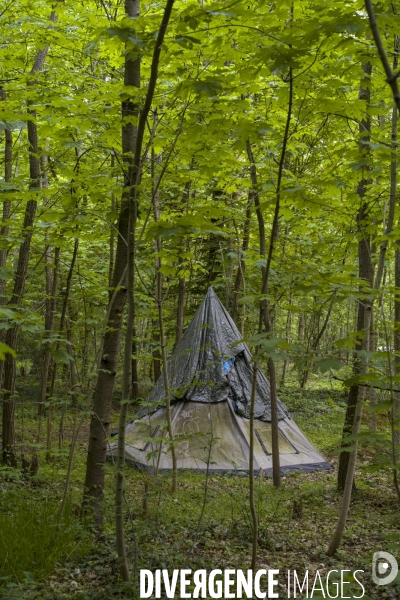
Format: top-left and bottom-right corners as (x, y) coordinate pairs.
(0, 342), (16, 359)
(1, 0), (400, 594)
(0, 491), (90, 581)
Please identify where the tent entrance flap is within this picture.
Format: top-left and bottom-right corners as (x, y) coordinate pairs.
(241, 420), (297, 455)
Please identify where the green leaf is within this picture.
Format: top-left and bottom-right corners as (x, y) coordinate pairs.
(52, 348), (72, 365)
(0, 184), (21, 193)
(147, 215), (227, 241)
(174, 35), (201, 48)
(0, 342), (16, 359)
(315, 358), (342, 373)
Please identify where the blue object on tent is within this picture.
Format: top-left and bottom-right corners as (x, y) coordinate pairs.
(223, 357), (235, 374)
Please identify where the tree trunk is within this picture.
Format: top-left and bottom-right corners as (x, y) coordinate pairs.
(281, 297), (292, 386)
(39, 242), (54, 418)
(298, 313), (305, 341)
(176, 276), (186, 346)
(327, 297), (373, 555)
(337, 209), (374, 490)
(3, 200), (37, 463)
(39, 147), (58, 418)
(131, 141), (140, 402)
(224, 212), (234, 310)
(47, 238), (79, 409)
(115, 0), (176, 578)
(152, 320), (161, 382)
(231, 195), (251, 325)
(299, 296), (335, 389)
(151, 140), (177, 490)
(246, 138), (282, 489)
(0, 88), (12, 393)
(109, 154), (116, 296)
(175, 178), (191, 346)
(59, 316), (79, 450)
(2, 11), (57, 465)
(247, 66), (293, 490)
(131, 310), (139, 401)
(395, 235), (400, 488)
(248, 65), (293, 570)
(337, 62), (373, 491)
(368, 310), (377, 433)
(44, 247), (60, 460)
(329, 55), (396, 551)
(390, 37), (400, 496)
(84, 0), (140, 523)
(248, 359), (258, 571)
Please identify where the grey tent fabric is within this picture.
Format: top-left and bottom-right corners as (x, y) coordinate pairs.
(111, 288), (332, 475)
(109, 400), (332, 474)
(137, 287), (288, 421)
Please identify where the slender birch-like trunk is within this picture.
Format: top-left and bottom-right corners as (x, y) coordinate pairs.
(231, 196), (251, 325)
(329, 51), (397, 553)
(2, 15), (57, 463)
(337, 63), (373, 491)
(248, 64), (293, 568)
(0, 88), (12, 393)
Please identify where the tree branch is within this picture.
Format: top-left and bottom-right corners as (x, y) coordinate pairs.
(364, 0), (400, 112)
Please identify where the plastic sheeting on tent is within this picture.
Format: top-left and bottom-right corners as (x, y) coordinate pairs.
(109, 288), (332, 474)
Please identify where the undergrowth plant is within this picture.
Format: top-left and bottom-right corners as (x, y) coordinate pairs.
(0, 491), (90, 581)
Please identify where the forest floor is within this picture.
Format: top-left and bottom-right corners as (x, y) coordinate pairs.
(0, 378), (399, 599)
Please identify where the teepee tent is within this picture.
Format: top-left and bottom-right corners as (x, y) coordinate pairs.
(110, 288), (332, 475)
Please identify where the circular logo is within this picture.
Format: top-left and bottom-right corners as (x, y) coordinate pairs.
(372, 552), (398, 586)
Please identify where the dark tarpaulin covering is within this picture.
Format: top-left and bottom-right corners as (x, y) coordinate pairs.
(137, 288), (288, 421)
